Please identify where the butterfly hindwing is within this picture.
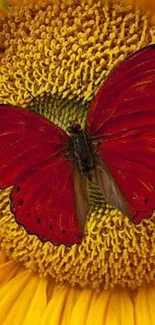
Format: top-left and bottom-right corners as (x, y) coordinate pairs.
(91, 161), (130, 217)
(11, 156), (83, 245)
(86, 44), (155, 223)
(73, 167), (89, 231)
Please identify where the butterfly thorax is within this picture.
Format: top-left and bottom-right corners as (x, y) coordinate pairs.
(67, 123), (96, 181)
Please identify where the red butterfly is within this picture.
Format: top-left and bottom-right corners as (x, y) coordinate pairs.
(0, 44), (155, 246)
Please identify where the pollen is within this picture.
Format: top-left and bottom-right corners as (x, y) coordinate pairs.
(0, 0), (155, 290)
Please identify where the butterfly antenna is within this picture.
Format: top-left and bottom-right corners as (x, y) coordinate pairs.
(40, 105), (69, 130)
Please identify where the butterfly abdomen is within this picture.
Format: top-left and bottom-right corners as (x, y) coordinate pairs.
(68, 124), (96, 180)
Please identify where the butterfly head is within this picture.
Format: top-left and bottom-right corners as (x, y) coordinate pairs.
(67, 122), (82, 135)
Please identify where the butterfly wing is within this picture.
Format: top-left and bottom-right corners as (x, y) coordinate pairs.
(91, 161), (130, 217)
(0, 105), (83, 245)
(86, 44), (155, 223)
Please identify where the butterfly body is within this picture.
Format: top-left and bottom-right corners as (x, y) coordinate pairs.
(0, 44), (155, 246)
(67, 123), (97, 181)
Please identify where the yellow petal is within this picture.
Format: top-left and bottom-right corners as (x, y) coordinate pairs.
(0, 271), (47, 325)
(134, 284), (155, 325)
(61, 286), (79, 325)
(22, 278), (47, 325)
(85, 290), (111, 325)
(42, 283), (70, 325)
(0, 260), (20, 288)
(104, 289), (134, 325)
(68, 289), (94, 325)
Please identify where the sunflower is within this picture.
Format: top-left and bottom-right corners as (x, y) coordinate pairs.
(0, 0), (155, 324)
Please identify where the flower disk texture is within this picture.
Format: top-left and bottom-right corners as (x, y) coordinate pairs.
(0, 0), (155, 291)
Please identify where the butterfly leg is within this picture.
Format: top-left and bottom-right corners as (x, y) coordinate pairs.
(86, 133), (102, 149)
(65, 150), (79, 167)
(92, 139), (102, 153)
(64, 143), (78, 167)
